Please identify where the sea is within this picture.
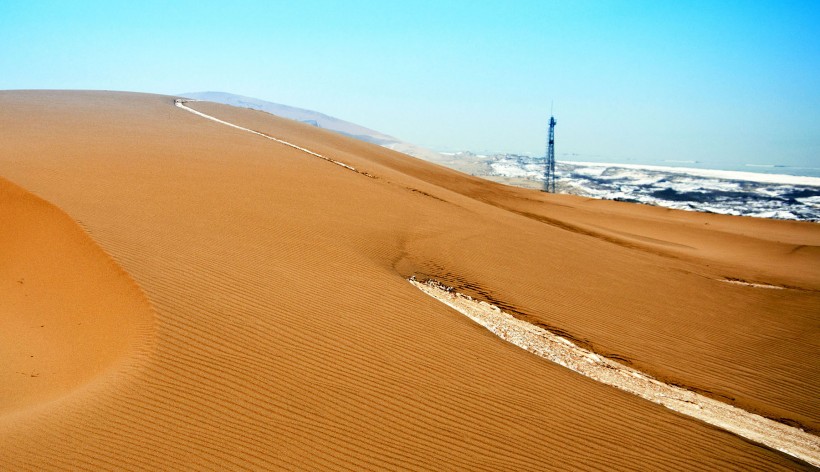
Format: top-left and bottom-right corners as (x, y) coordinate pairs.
(483, 154), (820, 222)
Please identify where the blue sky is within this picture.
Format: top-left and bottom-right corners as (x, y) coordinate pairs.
(1, 1), (818, 170)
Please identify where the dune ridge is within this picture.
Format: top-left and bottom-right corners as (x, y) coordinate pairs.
(175, 99), (363, 174)
(0, 91), (816, 470)
(0, 176), (154, 416)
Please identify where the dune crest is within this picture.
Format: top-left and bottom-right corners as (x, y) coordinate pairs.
(0, 177), (153, 415)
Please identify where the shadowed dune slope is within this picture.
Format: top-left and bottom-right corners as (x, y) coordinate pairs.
(0, 90), (816, 470)
(0, 176), (153, 415)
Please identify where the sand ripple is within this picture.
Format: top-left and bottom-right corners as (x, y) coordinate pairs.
(0, 178), (154, 414)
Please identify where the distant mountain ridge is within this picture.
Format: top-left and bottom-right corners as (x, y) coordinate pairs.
(179, 92), (444, 162)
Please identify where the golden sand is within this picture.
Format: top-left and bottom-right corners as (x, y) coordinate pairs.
(410, 278), (820, 466)
(0, 91), (817, 470)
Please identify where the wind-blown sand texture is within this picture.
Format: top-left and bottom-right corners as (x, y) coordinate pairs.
(1, 90), (818, 470)
(0, 178), (153, 414)
(410, 278), (820, 466)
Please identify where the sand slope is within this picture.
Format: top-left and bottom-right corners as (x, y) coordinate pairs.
(0, 177), (153, 416)
(189, 98), (820, 432)
(0, 91), (817, 470)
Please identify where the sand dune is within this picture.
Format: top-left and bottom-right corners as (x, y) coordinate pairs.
(411, 278), (819, 466)
(0, 177), (153, 416)
(0, 90), (817, 470)
(187, 98), (820, 431)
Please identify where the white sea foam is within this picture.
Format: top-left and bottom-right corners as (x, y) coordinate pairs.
(556, 160), (820, 221)
(797, 196), (820, 208)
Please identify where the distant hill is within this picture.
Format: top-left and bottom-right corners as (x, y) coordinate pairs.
(179, 91), (445, 162)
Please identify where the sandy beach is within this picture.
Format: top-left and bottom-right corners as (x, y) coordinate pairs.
(1, 90), (817, 470)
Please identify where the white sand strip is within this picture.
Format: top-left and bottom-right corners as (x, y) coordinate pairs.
(174, 99), (358, 172)
(410, 278), (820, 467)
(722, 279), (785, 289)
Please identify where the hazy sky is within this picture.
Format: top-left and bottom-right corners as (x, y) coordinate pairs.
(2, 1), (818, 169)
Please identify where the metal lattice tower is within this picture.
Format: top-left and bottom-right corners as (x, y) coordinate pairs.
(543, 115), (557, 192)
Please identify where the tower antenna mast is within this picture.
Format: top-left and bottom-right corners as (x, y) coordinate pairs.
(543, 110), (557, 193)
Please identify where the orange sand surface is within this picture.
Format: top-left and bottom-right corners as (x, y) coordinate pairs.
(0, 177), (153, 414)
(0, 90), (817, 470)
